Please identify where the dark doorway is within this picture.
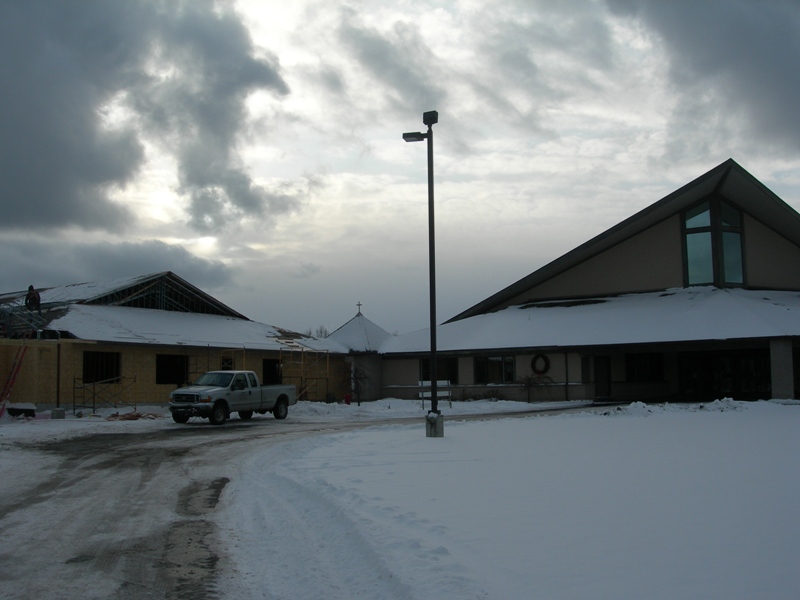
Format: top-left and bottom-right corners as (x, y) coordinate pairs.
(262, 358), (281, 385)
(594, 356), (611, 399)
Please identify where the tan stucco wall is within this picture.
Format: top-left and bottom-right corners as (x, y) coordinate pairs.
(382, 358), (419, 386)
(349, 354), (384, 401)
(516, 352), (582, 383)
(501, 217), (684, 306)
(744, 215), (800, 289)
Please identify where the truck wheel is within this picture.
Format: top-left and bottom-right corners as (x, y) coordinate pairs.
(172, 413), (190, 424)
(238, 410), (253, 420)
(273, 398), (288, 420)
(209, 402), (228, 425)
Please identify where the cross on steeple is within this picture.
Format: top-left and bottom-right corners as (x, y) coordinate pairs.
(356, 301), (362, 314)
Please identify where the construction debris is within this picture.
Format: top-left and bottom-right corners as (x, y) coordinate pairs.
(105, 412), (164, 421)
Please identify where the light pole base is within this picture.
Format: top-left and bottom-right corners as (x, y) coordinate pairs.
(425, 412), (444, 437)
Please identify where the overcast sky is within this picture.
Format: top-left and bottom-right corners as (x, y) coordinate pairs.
(2, 0), (800, 335)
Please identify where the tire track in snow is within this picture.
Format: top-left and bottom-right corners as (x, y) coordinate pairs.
(217, 431), (491, 600)
(219, 468), (416, 600)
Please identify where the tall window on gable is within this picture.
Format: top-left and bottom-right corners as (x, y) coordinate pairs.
(720, 201), (743, 284)
(685, 202), (713, 284)
(683, 199), (744, 286)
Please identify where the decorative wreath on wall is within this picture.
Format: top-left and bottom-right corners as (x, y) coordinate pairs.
(531, 354), (550, 375)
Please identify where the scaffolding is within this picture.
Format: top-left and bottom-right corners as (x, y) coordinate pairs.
(73, 375), (137, 415)
(218, 347), (246, 371)
(280, 345), (330, 402)
(0, 306), (48, 339)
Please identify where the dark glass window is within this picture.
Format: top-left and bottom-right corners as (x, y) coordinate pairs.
(722, 231), (743, 284)
(474, 356), (515, 384)
(685, 202), (711, 228)
(686, 231), (713, 284)
(420, 357), (459, 384)
(156, 354), (189, 385)
(83, 351), (121, 384)
(626, 353), (664, 383)
(720, 201), (741, 227)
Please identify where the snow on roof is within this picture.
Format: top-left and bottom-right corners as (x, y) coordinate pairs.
(48, 304), (342, 352)
(328, 312), (392, 352)
(380, 287), (800, 354)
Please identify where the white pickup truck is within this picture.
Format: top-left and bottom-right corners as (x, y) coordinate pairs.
(168, 370), (297, 425)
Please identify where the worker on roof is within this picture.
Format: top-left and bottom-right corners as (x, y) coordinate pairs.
(25, 285), (41, 315)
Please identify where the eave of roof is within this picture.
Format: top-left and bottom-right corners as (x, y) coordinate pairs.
(382, 287), (800, 355)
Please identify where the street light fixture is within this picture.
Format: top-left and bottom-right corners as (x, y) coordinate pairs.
(403, 110), (442, 433)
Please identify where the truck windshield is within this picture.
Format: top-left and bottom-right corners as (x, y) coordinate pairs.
(194, 372), (234, 387)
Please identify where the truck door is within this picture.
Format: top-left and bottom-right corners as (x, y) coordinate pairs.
(247, 372), (262, 410)
(230, 373), (250, 409)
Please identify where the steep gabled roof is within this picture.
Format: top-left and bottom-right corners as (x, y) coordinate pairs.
(448, 159), (800, 322)
(328, 311), (392, 352)
(0, 271), (247, 319)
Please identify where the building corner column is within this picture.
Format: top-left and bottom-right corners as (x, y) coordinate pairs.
(769, 338), (794, 400)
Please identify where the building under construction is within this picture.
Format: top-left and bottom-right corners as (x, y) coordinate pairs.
(0, 272), (350, 414)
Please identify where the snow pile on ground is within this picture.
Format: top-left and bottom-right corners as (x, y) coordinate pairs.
(2, 398), (799, 599)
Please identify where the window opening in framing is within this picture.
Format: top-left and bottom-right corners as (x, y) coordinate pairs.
(156, 354), (189, 386)
(82, 351), (121, 384)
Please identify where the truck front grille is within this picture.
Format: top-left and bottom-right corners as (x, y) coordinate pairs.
(172, 393), (199, 403)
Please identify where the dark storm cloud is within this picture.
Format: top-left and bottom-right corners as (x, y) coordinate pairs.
(607, 0), (800, 153)
(333, 2), (614, 144)
(130, 2), (293, 232)
(0, 2), (148, 230)
(0, 0), (291, 234)
(466, 3), (614, 133)
(338, 11), (446, 117)
(0, 237), (234, 294)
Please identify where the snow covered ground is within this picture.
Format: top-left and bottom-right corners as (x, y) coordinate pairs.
(2, 398), (800, 599)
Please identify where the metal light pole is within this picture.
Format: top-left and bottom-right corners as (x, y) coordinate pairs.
(404, 111), (442, 434)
